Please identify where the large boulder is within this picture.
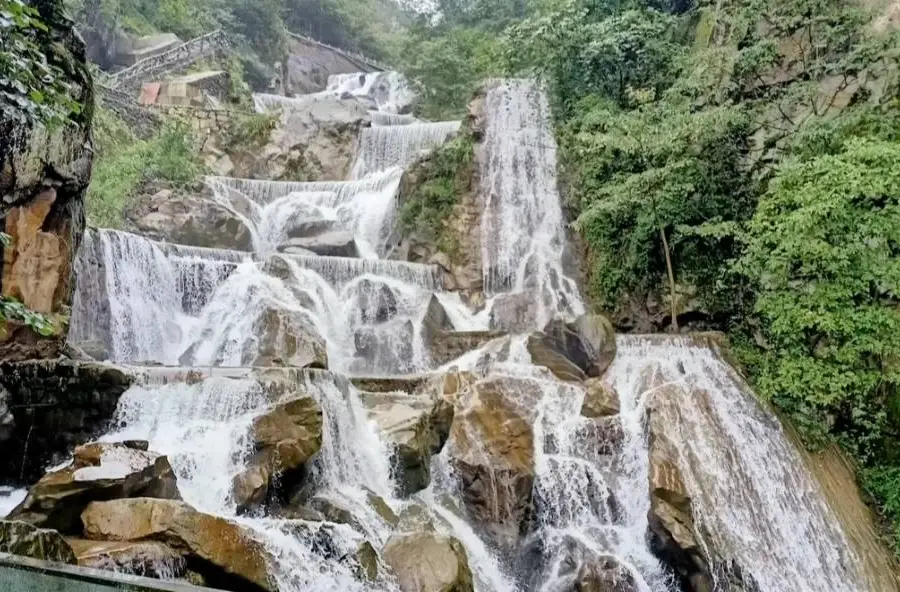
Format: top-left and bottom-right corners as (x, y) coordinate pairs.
(81, 498), (271, 591)
(0, 520), (77, 564)
(360, 389), (454, 495)
(228, 96), (370, 182)
(526, 333), (588, 382)
(542, 314), (617, 378)
(444, 374), (536, 547)
(277, 230), (359, 258)
(0, 0), (94, 361)
(382, 531), (474, 592)
(124, 187), (253, 251)
(488, 292), (540, 332)
(581, 379), (620, 418)
(0, 360), (135, 484)
(67, 538), (185, 578)
(8, 441), (180, 534)
(232, 396), (323, 512)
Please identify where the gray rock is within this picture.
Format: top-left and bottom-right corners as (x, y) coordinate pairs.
(277, 231), (359, 258)
(0, 520), (77, 564)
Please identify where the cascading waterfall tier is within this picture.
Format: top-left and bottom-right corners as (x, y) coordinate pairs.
(326, 71), (415, 115)
(606, 335), (871, 592)
(478, 79), (584, 328)
(206, 170), (403, 257)
(351, 121), (461, 179)
(69, 229), (247, 363)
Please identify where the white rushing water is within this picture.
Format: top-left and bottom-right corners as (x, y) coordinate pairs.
(62, 75), (877, 592)
(478, 79), (584, 328)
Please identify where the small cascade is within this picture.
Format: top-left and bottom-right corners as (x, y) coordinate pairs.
(327, 71), (415, 114)
(606, 335), (870, 592)
(352, 121), (462, 179)
(370, 111), (416, 126)
(479, 79), (584, 328)
(69, 229), (246, 363)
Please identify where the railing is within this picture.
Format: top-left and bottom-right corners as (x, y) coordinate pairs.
(108, 30), (230, 90)
(287, 32), (389, 72)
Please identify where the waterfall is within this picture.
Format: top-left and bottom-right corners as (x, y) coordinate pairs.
(60, 74), (882, 592)
(478, 79), (584, 328)
(605, 336), (869, 592)
(351, 121), (461, 179)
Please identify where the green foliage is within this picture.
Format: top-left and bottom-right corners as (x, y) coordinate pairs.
(737, 136), (900, 458)
(401, 27), (503, 119)
(398, 133), (474, 256)
(226, 110), (278, 148)
(863, 466), (900, 553)
(0, 0), (82, 126)
(87, 111), (207, 228)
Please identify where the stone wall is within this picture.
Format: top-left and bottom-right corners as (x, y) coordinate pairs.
(0, 0), (94, 361)
(0, 360), (135, 485)
(150, 106), (238, 135)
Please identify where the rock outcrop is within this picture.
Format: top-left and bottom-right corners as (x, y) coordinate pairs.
(232, 397), (323, 512)
(8, 440), (180, 534)
(0, 520), (77, 564)
(252, 306), (329, 369)
(581, 379), (620, 418)
(81, 498), (271, 592)
(542, 314), (617, 378)
(124, 186), (253, 251)
(360, 388), (454, 495)
(220, 96), (370, 182)
(277, 230), (359, 258)
(382, 531), (474, 592)
(0, 360), (134, 484)
(68, 538), (186, 578)
(444, 374), (536, 547)
(0, 0), (94, 361)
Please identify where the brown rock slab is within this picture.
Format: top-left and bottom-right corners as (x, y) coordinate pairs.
(383, 531), (474, 592)
(67, 538), (185, 578)
(81, 498), (271, 591)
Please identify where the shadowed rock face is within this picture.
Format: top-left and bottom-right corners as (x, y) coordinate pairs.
(0, 0), (94, 361)
(0, 520), (77, 564)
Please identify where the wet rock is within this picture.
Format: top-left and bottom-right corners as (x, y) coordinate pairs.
(356, 278), (399, 324)
(226, 96), (370, 182)
(445, 375), (535, 547)
(253, 306), (328, 369)
(581, 379), (620, 418)
(489, 292), (540, 332)
(350, 375), (429, 394)
(526, 333), (589, 382)
(542, 314), (617, 378)
(360, 390), (454, 495)
(429, 330), (507, 367)
(0, 520), (77, 564)
(68, 538), (185, 578)
(286, 218), (337, 239)
(383, 531), (474, 592)
(1, 2), (93, 362)
(125, 188), (253, 251)
(0, 360), (135, 484)
(353, 320), (414, 374)
(81, 498), (271, 591)
(646, 386), (713, 592)
(232, 396), (323, 512)
(576, 555), (640, 592)
(278, 230), (359, 258)
(8, 441), (180, 534)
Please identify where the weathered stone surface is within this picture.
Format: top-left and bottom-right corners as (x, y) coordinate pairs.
(1, 1), (93, 361)
(125, 187), (253, 251)
(0, 360), (135, 484)
(526, 333), (588, 382)
(383, 531), (474, 592)
(581, 379), (620, 418)
(542, 314), (617, 378)
(350, 375), (429, 394)
(489, 292), (540, 332)
(285, 218), (337, 240)
(253, 307), (328, 369)
(355, 278), (399, 324)
(444, 374), (535, 547)
(284, 37), (379, 96)
(81, 498), (271, 591)
(576, 555), (640, 592)
(278, 230), (359, 258)
(352, 320), (414, 374)
(429, 330), (507, 367)
(226, 96), (370, 182)
(360, 389), (454, 495)
(232, 396), (323, 512)
(67, 538), (185, 578)
(0, 520), (77, 564)
(8, 441), (180, 534)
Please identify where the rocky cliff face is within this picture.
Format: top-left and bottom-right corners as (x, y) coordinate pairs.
(0, 0), (94, 361)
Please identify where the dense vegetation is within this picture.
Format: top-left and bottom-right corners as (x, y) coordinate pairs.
(400, 0), (900, 551)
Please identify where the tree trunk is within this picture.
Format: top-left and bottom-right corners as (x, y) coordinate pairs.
(659, 226), (678, 331)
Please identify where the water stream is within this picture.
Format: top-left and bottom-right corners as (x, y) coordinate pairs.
(63, 76), (875, 592)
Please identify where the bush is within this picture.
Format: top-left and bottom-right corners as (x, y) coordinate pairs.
(87, 114), (207, 228)
(398, 133), (474, 256)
